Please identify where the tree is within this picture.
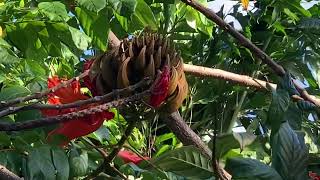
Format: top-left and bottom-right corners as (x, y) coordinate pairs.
(0, 0), (320, 179)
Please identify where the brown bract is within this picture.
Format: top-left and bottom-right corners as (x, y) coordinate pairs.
(88, 33), (188, 113)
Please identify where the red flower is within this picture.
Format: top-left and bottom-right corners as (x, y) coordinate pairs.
(42, 76), (114, 146)
(149, 66), (170, 107)
(309, 171), (320, 180)
(117, 150), (149, 164)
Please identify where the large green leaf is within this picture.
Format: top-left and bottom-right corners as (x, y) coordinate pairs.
(75, 7), (110, 51)
(134, 0), (157, 30)
(145, 146), (213, 179)
(77, 0), (107, 12)
(210, 132), (256, 158)
(271, 122), (308, 180)
(0, 46), (20, 64)
(5, 23), (49, 60)
(69, 149), (89, 177)
(38, 2), (70, 21)
(267, 89), (290, 133)
(225, 158), (282, 180)
(0, 85), (30, 101)
(284, 103), (303, 130)
(51, 147), (70, 180)
(25, 146), (56, 180)
(108, 0), (137, 18)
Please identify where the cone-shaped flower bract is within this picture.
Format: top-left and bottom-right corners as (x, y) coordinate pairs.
(89, 33), (188, 113)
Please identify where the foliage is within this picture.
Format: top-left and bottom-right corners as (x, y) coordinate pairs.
(0, 0), (320, 179)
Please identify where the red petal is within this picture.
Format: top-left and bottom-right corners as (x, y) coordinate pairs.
(149, 66), (170, 107)
(47, 111), (114, 146)
(47, 76), (88, 104)
(117, 150), (149, 164)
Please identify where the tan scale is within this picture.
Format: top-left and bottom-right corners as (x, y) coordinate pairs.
(89, 33), (188, 113)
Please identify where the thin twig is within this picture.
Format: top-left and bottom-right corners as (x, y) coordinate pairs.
(82, 138), (128, 179)
(0, 91), (149, 131)
(0, 78), (152, 118)
(85, 121), (136, 179)
(0, 70), (89, 110)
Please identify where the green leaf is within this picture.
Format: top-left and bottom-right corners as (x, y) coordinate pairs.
(15, 110), (41, 122)
(75, 7), (110, 51)
(271, 122), (308, 180)
(51, 147), (70, 180)
(284, 103), (303, 130)
(38, 2), (70, 21)
(109, 0), (137, 18)
(145, 146), (213, 179)
(0, 85), (30, 101)
(77, 0), (107, 12)
(25, 146), (56, 180)
(225, 158), (282, 180)
(210, 132), (256, 158)
(69, 149), (88, 177)
(267, 89), (290, 133)
(0, 151), (22, 175)
(0, 46), (20, 64)
(69, 26), (91, 51)
(92, 126), (110, 143)
(134, 0), (157, 30)
(285, 0), (312, 17)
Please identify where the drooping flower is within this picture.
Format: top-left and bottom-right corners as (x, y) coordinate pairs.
(149, 66), (170, 107)
(117, 150), (149, 164)
(42, 75), (114, 146)
(309, 171), (320, 180)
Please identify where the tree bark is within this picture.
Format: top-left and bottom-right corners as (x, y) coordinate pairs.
(0, 165), (22, 180)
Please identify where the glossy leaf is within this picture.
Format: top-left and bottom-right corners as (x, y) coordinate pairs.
(25, 146), (56, 180)
(267, 89), (290, 133)
(145, 146), (213, 179)
(0, 85), (30, 101)
(38, 2), (69, 21)
(75, 7), (110, 51)
(109, 0), (137, 18)
(51, 147), (70, 180)
(134, 0), (157, 30)
(271, 122), (308, 180)
(225, 158), (282, 180)
(69, 149), (89, 177)
(76, 0), (107, 12)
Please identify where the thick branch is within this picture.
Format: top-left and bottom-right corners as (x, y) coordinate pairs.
(180, 0), (285, 76)
(162, 112), (231, 180)
(184, 64), (276, 89)
(0, 165), (22, 180)
(0, 78), (151, 118)
(180, 0), (320, 107)
(0, 91), (149, 131)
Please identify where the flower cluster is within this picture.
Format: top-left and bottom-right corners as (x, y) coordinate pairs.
(41, 75), (114, 146)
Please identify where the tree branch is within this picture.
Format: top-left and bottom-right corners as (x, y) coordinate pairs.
(0, 70), (89, 110)
(0, 91), (149, 131)
(85, 121), (136, 179)
(0, 165), (22, 180)
(180, 0), (320, 107)
(162, 111), (231, 180)
(180, 0), (285, 76)
(0, 78), (151, 118)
